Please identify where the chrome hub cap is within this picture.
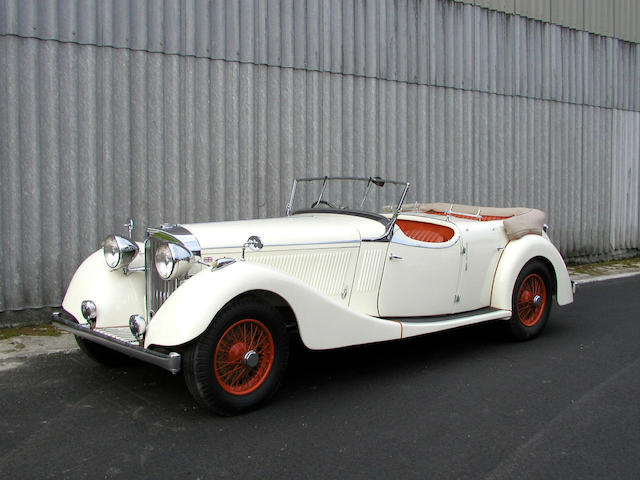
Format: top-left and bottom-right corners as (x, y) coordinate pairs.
(532, 294), (543, 307)
(243, 350), (260, 368)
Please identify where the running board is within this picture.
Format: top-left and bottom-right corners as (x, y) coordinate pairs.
(383, 307), (512, 339)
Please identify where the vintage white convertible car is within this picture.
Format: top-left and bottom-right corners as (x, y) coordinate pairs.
(53, 176), (573, 415)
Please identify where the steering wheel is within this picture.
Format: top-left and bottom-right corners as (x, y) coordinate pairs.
(310, 200), (337, 209)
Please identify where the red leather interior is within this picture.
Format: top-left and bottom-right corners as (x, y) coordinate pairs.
(396, 219), (455, 243)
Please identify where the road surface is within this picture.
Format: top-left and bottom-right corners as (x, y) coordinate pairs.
(1, 277), (638, 479)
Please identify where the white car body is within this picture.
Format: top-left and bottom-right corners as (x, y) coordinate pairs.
(54, 176), (573, 414)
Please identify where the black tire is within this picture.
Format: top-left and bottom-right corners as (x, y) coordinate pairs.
(183, 298), (290, 416)
(75, 336), (132, 367)
(506, 260), (553, 341)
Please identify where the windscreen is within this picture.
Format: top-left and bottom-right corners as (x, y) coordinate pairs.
(289, 177), (409, 217)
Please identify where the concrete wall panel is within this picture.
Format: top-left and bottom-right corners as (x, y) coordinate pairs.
(0, 0), (638, 310)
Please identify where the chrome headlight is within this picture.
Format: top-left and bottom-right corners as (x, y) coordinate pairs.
(102, 235), (139, 269)
(155, 243), (193, 280)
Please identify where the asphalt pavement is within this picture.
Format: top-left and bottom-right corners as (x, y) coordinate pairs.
(1, 276), (639, 479)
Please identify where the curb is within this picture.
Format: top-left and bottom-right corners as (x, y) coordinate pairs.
(571, 270), (640, 286)
(0, 331), (79, 369)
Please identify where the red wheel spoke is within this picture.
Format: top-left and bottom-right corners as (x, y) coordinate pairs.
(252, 323), (264, 351)
(229, 367), (249, 386)
(230, 326), (241, 346)
(252, 329), (264, 351)
(247, 323), (256, 349)
(220, 363), (244, 376)
(216, 360), (241, 367)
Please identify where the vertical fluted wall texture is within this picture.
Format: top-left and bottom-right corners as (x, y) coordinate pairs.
(1, 0), (639, 310)
(458, 0), (640, 44)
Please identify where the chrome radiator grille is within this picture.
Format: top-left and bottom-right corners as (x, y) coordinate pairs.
(145, 236), (178, 317)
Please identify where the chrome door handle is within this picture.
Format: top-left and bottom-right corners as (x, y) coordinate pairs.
(389, 253), (403, 260)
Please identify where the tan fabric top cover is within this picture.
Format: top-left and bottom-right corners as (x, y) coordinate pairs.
(398, 202), (547, 240)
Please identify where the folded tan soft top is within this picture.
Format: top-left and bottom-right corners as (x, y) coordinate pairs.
(398, 202), (547, 240)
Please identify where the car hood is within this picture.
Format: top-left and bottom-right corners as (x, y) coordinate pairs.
(181, 213), (387, 251)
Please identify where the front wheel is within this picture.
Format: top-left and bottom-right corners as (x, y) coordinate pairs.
(183, 298), (289, 415)
(506, 260), (553, 341)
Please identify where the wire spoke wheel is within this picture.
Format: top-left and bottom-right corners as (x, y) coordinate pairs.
(214, 319), (275, 395)
(507, 260), (552, 341)
(516, 274), (547, 327)
(183, 298), (289, 415)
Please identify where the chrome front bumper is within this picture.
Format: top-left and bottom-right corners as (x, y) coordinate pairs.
(51, 310), (181, 374)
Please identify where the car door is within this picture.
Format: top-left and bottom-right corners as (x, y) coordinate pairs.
(377, 218), (462, 317)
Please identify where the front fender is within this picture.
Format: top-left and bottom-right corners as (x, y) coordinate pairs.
(491, 235), (573, 311)
(144, 261), (402, 350)
(62, 248), (146, 328)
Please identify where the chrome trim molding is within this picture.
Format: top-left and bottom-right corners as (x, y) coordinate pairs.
(146, 224), (201, 317)
(202, 239), (361, 250)
(146, 237), (178, 318)
(147, 224), (202, 257)
(383, 306), (511, 324)
(52, 311), (181, 374)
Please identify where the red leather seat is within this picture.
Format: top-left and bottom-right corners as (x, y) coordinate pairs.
(396, 220), (454, 243)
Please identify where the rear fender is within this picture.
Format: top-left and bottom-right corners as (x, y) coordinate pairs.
(144, 261), (402, 350)
(491, 235), (573, 311)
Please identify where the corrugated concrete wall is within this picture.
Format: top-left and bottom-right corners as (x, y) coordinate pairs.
(1, 0), (639, 310)
(457, 0), (640, 43)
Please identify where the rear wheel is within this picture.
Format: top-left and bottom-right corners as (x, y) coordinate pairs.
(506, 260), (553, 341)
(183, 298), (289, 415)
